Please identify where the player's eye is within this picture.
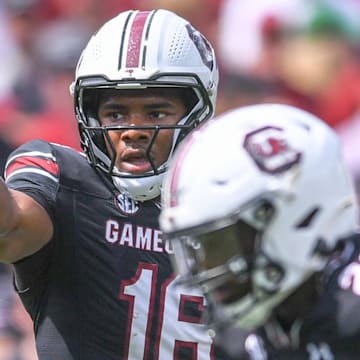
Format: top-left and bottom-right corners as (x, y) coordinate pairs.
(149, 111), (167, 120)
(110, 112), (124, 121)
(101, 111), (125, 125)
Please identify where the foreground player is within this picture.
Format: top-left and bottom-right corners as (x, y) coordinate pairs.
(0, 9), (227, 359)
(160, 104), (360, 359)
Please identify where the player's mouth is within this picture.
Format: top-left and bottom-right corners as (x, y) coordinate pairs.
(120, 151), (154, 173)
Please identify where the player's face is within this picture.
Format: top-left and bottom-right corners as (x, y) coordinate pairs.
(97, 88), (187, 174)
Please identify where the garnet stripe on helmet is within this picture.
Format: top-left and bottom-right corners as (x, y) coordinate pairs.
(167, 132), (199, 207)
(126, 11), (152, 68)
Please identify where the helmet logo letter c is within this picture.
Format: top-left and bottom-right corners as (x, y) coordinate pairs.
(243, 126), (302, 174)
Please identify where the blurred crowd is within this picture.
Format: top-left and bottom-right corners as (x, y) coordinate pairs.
(1, 0), (360, 358)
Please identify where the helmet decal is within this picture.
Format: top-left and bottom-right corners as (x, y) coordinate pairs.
(186, 24), (214, 71)
(126, 11), (151, 68)
(243, 126), (302, 174)
(118, 10), (155, 70)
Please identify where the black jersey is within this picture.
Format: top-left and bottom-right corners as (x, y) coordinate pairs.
(213, 234), (360, 360)
(4, 140), (227, 360)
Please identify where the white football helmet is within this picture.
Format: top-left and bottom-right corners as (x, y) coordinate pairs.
(70, 9), (218, 201)
(160, 103), (359, 330)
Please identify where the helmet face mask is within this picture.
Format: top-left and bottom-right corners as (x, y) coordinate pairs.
(75, 79), (207, 175)
(161, 103), (359, 330)
(168, 195), (284, 330)
(71, 9), (218, 201)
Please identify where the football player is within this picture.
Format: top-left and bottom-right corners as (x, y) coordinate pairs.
(0, 9), (227, 359)
(161, 103), (360, 359)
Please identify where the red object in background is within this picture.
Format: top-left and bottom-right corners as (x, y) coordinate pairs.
(314, 60), (360, 128)
(36, 0), (140, 23)
(15, 111), (82, 151)
(261, 15), (282, 44)
(0, 101), (81, 152)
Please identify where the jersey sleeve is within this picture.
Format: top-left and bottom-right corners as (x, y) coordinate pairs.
(4, 139), (59, 221)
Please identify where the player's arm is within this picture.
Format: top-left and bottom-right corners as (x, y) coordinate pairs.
(0, 178), (53, 264)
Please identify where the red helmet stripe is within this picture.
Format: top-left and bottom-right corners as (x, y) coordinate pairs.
(126, 11), (151, 68)
(168, 121), (214, 207)
(168, 133), (198, 207)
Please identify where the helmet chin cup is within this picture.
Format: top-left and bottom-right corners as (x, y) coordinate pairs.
(112, 173), (165, 201)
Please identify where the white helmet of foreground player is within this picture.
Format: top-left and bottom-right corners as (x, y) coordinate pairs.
(160, 104), (358, 330)
(70, 9), (218, 201)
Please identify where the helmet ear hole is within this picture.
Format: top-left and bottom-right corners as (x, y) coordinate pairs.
(295, 207), (320, 228)
(312, 238), (336, 257)
(253, 200), (275, 225)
